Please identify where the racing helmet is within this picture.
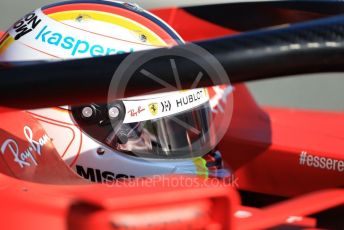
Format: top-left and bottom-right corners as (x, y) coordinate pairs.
(0, 0), (232, 182)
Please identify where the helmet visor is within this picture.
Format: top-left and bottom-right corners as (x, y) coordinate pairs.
(72, 88), (214, 159)
(107, 103), (212, 158)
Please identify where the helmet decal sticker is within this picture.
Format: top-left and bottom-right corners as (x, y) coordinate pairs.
(148, 103), (158, 116)
(11, 11), (42, 40)
(122, 88), (210, 123)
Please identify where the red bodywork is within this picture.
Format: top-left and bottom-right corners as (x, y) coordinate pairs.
(153, 7), (344, 197)
(0, 7), (343, 230)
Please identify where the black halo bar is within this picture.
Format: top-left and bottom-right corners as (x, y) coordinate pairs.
(184, 0), (344, 32)
(1, 13), (344, 109)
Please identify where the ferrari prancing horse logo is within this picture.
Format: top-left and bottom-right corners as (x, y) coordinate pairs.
(148, 103), (158, 116)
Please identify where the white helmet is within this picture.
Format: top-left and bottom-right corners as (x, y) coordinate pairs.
(0, 0), (231, 183)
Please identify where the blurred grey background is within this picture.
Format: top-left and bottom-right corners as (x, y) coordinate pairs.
(1, 0), (344, 111)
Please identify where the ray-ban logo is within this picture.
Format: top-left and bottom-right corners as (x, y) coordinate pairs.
(1, 126), (50, 168)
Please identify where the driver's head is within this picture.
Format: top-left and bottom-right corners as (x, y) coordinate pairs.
(0, 0), (231, 182)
